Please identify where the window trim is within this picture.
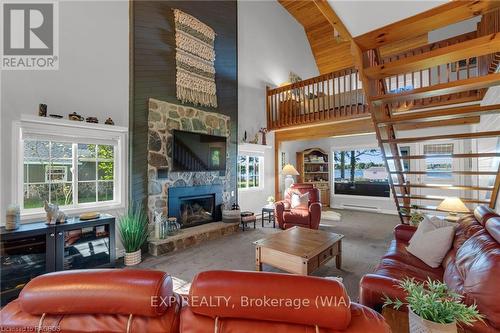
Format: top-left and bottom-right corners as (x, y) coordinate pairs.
(237, 153), (264, 192)
(13, 115), (128, 220)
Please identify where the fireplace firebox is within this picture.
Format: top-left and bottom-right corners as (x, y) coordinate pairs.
(179, 195), (215, 227)
(168, 185), (223, 228)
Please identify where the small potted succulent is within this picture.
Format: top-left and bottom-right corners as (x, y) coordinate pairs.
(267, 196), (275, 205)
(384, 278), (483, 333)
(118, 204), (150, 266)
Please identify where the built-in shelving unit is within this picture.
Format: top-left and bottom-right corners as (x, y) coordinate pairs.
(296, 148), (330, 207)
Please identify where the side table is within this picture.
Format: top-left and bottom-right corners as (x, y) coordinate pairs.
(261, 205), (275, 228)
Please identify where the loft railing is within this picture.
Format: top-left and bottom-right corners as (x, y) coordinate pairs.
(369, 31), (482, 112)
(266, 68), (368, 131)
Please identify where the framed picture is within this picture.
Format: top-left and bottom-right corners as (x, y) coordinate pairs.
(209, 146), (222, 170)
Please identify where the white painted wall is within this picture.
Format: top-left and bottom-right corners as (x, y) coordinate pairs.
(237, 0), (318, 214)
(0, 1), (129, 223)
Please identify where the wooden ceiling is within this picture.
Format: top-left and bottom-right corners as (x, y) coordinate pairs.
(278, 0), (353, 74)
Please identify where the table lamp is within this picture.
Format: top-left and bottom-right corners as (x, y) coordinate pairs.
(437, 197), (470, 222)
(282, 164), (299, 191)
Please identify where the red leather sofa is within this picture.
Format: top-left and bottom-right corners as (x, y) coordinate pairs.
(275, 183), (322, 229)
(1, 269), (390, 333)
(360, 205), (500, 333)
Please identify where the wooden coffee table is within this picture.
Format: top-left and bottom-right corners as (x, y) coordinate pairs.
(254, 226), (344, 275)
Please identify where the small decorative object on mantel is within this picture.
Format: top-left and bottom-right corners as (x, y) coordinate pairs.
(242, 131), (248, 143)
(49, 114), (63, 119)
(86, 116), (98, 123)
(39, 104), (47, 117)
(5, 205), (20, 231)
(105, 117), (114, 125)
(68, 112), (84, 121)
(44, 201), (66, 225)
(173, 9), (217, 108)
(79, 212), (100, 221)
(249, 133), (259, 144)
(259, 128), (268, 145)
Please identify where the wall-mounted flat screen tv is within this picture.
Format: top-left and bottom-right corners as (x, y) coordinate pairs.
(172, 130), (227, 172)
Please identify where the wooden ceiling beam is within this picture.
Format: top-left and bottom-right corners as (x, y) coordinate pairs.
(354, 0), (500, 51)
(372, 72), (500, 105)
(312, 0), (352, 40)
(365, 33), (500, 80)
(379, 34), (428, 58)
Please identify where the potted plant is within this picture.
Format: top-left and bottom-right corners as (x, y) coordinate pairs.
(384, 278), (483, 333)
(118, 204), (149, 266)
(267, 196), (275, 205)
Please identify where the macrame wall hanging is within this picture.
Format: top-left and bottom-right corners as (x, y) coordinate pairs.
(173, 9), (217, 108)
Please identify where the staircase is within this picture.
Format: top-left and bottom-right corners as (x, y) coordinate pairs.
(353, 11), (500, 223)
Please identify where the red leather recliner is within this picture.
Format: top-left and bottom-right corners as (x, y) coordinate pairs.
(275, 183), (322, 229)
(0, 269), (390, 333)
(359, 205), (500, 333)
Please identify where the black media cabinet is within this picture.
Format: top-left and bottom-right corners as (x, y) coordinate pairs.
(0, 215), (115, 305)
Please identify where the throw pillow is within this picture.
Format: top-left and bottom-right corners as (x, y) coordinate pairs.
(409, 215), (456, 245)
(407, 216), (455, 268)
(291, 193), (309, 209)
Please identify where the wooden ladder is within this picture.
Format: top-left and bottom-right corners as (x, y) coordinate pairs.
(352, 30), (500, 224)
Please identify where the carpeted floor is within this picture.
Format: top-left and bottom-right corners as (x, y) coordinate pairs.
(137, 209), (399, 300)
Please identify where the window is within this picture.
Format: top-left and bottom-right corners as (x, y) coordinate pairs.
(15, 116), (127, 217)
(333, 148), (390, 197)
(238, 155), (263, 189)
(424, 143), (453, 178)
(23, 140), (115, 210)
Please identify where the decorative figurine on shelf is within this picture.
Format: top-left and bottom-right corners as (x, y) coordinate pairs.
(5, 205), (20, 231)
(44, 201), (66, 225)
(259, 128), (268, 145)
(49, 114), (63, 119)
(68, 112), (83, 121)
(249, 133), (259, 144)
(39, 104), (47, 117)
(242, 131), (248, 143)
(105, 117), (115, 125)
(86, 117), (98, 123)
(154, 210), (164, 239)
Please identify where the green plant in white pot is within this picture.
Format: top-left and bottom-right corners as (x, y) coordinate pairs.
(118, 204), (149, 266)
(384, 278), (483, 333)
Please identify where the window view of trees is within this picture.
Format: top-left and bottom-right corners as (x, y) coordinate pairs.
(23, 140), (115, 210)
(237, 155), (261, 189)
(334, 149), (390, 197)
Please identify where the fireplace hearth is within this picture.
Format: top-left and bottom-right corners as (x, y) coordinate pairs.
(168, 185), (223, 228)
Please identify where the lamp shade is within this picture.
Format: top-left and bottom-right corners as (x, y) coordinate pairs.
(282, 164), (299, 176)
(437, 197), (470, 213)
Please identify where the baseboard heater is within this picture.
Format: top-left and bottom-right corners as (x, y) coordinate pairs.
(341, 203), (380, 212)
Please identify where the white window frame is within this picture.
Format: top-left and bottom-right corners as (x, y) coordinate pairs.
(237, 153), (264, 191)
(13, 115), (128, 220)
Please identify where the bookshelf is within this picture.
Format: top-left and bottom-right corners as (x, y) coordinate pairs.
(296, 148), (330, 207)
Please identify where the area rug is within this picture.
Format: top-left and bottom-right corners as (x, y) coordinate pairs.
(321, 210), (342, 222)
(173, 9), (217, 108)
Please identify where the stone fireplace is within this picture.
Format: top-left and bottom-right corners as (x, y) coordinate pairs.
(147, 98), (231, 222)
(168, 185), (222, 228)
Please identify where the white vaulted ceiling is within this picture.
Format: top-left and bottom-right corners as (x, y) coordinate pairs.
(327, 0), (447, 37)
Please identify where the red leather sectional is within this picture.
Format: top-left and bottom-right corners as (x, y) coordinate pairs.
(360, 205), (500, 333)
(1, 269), (390, 333)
